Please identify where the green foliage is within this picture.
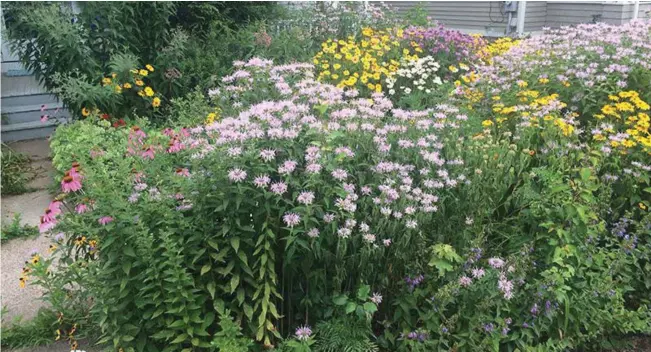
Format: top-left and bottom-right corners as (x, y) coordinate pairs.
(314, 316), (378, 352)
(1, 144), (33, 195)
(0, 308), (58, 348)
(0, 214), (39, 242)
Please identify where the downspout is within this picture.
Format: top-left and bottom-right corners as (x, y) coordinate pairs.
(516, 1), (527, 37)
(633, 0), (640, 20)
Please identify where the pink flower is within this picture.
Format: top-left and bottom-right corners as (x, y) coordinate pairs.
(40, 114), (49, 123)
(283, 212), (301, 227)
(270, 182), (288, 195)
(175, 168), (191, 177)
(488, 257), (505, 269)
(471, 268), (485, 279)
(331, 169), (348, 181)
(98, 216), (114, 225)
(297, 191), (315, 205)
(61, 174), (82, 193)
(307, 228), (320, 238)
(383, 239), (392, 247)
(254, 175), (271, 188)
(259, 149), (276, 162)
(39, 216), (56, 233)
(228, 168), (247, 182)
(75, 203), (89, 214)
(278, 160), (298, 175)
(142, 147), (155, 160)
(459, 276), (473, 287)
(167, 139), (185, 153)
(370, 292), (383, 304)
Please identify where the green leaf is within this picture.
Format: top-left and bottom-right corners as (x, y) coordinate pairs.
(357, 285), (370, 301)
(170, 334), (188, 344)
(579, 168), (591, 182)
(201, 264), (211, 276)
(230, 237), (240, 253)
(363, 302), (378, 314)
(345, 302), (357, 314)
(207, 282), (216, 299)
(230, 274), (240, 293)
(332, 294), (348, 306)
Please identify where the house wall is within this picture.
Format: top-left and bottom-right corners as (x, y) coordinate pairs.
(386, 1), (512, 34)
(524, 1), (547, 32)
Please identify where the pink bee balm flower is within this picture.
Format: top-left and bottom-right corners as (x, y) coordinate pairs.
(459, 276), (473, 287)
(61, 174), (82, 193)
(75, 203), (89, 214)
(370, 292), (383, 304)
(331, 168), (348, 181)
(307, 228), (320, 238)
(98, 216), (114, 225)
(295, 325), (312, 341)
(270, 182), (288, 195)
(383, 239), (392, 247)
(488, 257), (505, 269)
(297, 191), (315, 205)
(228, 168), (247, 182)
(253, 175), (271, 188)
(282, 212), (301, 227)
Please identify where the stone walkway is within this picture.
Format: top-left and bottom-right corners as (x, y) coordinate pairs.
(2, 138), (54, 323)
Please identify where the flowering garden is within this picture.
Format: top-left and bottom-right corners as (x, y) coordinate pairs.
(3, 2), (651, 351)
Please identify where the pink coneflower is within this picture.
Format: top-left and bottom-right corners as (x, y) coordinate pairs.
(331, 168), (348, 181)
(167, 138), (185, 153)
(283, 212), (301, 227)
(75, 203), (89, 214)
(228, 168), (247, 182)
(254, 175), (271, 188)
(142, 146), (155, 160)
(295, 325), (312, 341)
(175, 168), (191, 177)
(39, 216), (56, 233)
(270, 181), (288, 195)
(61, 174), (82, 193)
(296, 191), (315, 205)
(98, 216), (114, 225)
(459, 276), (473, 287)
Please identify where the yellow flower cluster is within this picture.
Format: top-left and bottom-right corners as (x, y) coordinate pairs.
(314, 27), (419, 93)
(477, 37), (522, 63)
(594, 91), (651, 153)
(205, 107), (222, 125)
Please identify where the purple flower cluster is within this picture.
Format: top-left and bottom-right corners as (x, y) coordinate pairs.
(403, 25), (485, 65)
(405, 274), (424, 291)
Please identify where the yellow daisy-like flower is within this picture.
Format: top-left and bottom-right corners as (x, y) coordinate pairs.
(449, 65), (459, 73)
(123, 82), (132, 89)
(152, 97), (161, 107)
(81, 107), (90, 117)
(146, 64), (154, 72)
(139, 69), (149, 76)
(102, 77), (112, 85)
(144, 87), (154, 97)
(137, 90), (145, 97)
(481, 120), (494, 127)
(640, 202), (647, 210)
(115, 85), (122, 93)
(135, 80), (144, 86)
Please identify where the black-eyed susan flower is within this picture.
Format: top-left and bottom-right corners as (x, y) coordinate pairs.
(152, 97), (161, 107)
(139, 69), (148, 76)
(146, 64), (154, 72)
(144, 87), (154, 97)
(81, 107), (90, 117)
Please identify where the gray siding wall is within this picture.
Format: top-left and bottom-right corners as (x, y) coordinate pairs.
(545, 2), (627, 27)
(524, 2), (547, 32)
(386, 1), (511, 33)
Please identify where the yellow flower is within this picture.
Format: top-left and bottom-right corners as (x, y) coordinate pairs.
(482, 120), (494, 127)
(449, 65), (458, 73)
(102, 77), (112, 86)
(115, 85), (122, 93)
(135, 80), (144, 86)
(144, 87), (154, 97)
(331, 74), (339, 80)
(639, 202), (647, 210)
(538, 78), (549, 84)
(138, 90), (145, 97)
(139, 69), (149, 76)
(459, 63), (469, 71)
(123, 82), (132, 89)
(81, 107), (90, 117)
(146, 64), (154, 72)
(130, 69), (138, 74)
(333, 63), (341, 70)
(152, 97), (161, 107)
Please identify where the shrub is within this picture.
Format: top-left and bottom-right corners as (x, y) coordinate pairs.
(0, 144), (33, 195)
(0, 214), (39, 242)
(25, 21), (651, 352)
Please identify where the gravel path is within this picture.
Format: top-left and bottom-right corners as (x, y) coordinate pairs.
(1, 139), (53, 322)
